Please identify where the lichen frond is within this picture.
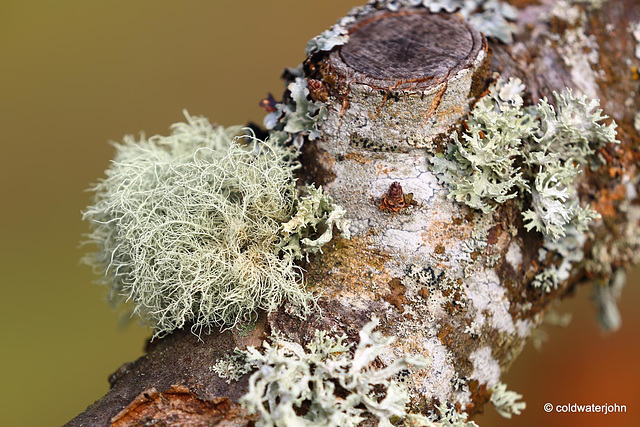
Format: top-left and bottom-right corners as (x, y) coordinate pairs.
(402, 402), (478, 427)
(281, 185), (351, 259)
(433, 78), (533, 213)
(83, 112), (348, 338)
(226, 318), (429, 427)
(533, 89), (617, 168)
(265, 74), (327, 144)
(522, 158), (592, 240)
(490, 382), (526, 419)
(531, 225), (586, 292)
(432, 78), (614, 242)
(372, 0), (518, 43)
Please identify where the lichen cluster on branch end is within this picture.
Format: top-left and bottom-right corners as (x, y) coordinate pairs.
(83, 112), (349, 338)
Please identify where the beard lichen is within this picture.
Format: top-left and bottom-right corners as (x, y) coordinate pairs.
(83, 112), (349, 338)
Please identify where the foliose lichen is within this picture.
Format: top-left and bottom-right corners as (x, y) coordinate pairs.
(264, 73), (328, 146)
(407, 402), (478, 427)
(215, 318), (430, 427)
(430, 78), (532, 214)
(281, 184), (351, 259)
(489, 382), (526, 419)
(431, 77), (618, 243)
(532, 225), (586, 292)
(372, 0), (519, 44)
(83, 112), (349, 338)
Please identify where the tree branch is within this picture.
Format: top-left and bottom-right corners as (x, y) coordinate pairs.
(68, 1), (640, 425)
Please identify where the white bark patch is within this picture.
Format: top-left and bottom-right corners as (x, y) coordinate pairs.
(548, 1), (601, 99)
(420, 337), (457, 403)
(631, 21), (640, 59)
(505, 241), (523, 271)
(470, 347), (500, 388)
(384, 229), (426, 254)
(466, 269), (515, 334)
(515, 319), (532, 338)
(623, 175), (638, 201)
(370, 172), (437, 202)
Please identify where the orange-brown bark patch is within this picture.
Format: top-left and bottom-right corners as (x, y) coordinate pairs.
(110, 385), (257, 427)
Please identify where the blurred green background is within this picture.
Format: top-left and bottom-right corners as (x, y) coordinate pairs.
(1, 1), (638, 426)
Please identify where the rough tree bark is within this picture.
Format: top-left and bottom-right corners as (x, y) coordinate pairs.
(68, 1), (640, 425)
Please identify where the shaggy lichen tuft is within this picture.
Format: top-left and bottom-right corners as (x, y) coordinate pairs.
(83, 112), (348, 338)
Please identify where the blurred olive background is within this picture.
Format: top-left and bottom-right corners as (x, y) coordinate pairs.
(1, 1), (638, 426)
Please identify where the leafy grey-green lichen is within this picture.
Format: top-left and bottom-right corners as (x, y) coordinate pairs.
(522, 89), (614, 240)
(281, 185), (351, 259)
(403, 402), (478, 426)
(431, 78), (532, 213)
(265, 75), (327, 145)
(373, 0), (519, 43)
(522, 158), (598, 241)
(431, 78), (617, 243)
(222, 318), (429, 427)
(490, 382), (526, 419)
(532, 225), (586, 292)
(83, 112), (348, 338)
(533, 90), (618, 168)
(306, 23), (352, 56)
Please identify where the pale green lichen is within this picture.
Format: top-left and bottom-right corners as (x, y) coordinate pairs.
(83, 112), (348, 338)
(431, 78), (617, 242)
(281, 185), (351, 259)
(431, 78), (532, 213)
(211, 351), (253, 383)
(402, 403), (478, 426)
(375, 0), (518, 44)
(218, 318), (430, 427)
(532, 225), (586, 292)
(522, 89), (614, 240)
(265, 75), (328, 145)
(522, 159), (598, 241)
(490, 382), (526, 419)
(532, 90), (617, 168)
(306, 23), (352, 56)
